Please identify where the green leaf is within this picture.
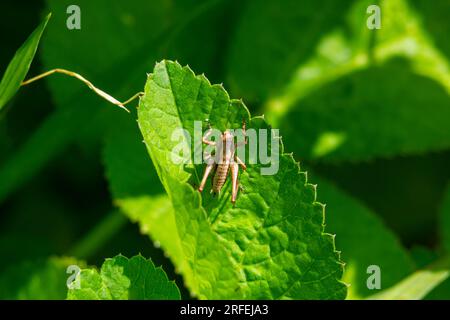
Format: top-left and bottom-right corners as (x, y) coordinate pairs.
(137, 60), (346, 299)
(227, 0), (450, 162)
(275, 0), (450, 162)
(422, 184), (450, 298)
(407, 246), (450, 300)
(0, 256), (83, 300)
(0, 105), (93, 203)
(258, 0), (373, 122)
(103, 114), (164, 200)
(410, 246), (438, 269)
(225, 0), (353, 103)
(103, 104), (413, 300)
(410, 0), (450, 60)
(424, 279), (450, 300)
(0, 0), (235, 205)
(117, 176), (414, 300)
(368, 257), (450, 300)
(281, 60), (450, 162)
(375, 0), (450, 94)
(314, 175), (415, 299)
(0, 13), (51, 110)
(69, 210), (128, 260)
(440, 183), (450, 253)
(42, 0), (235, 114)
(67, 255), (180, 300)
(102, 115), (187, 274)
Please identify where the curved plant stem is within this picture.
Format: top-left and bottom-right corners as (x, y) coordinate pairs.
(21, 68), (144, 112)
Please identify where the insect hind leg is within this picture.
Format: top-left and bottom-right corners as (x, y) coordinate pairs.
(198, 161), (216, 193)
(230, 162), (239, 204)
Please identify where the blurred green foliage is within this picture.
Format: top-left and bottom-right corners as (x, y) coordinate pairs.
(67, 255), (180, 300)
(0, 0), (449, 299)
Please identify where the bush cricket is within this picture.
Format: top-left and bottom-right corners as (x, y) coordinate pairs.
(198, 121), (247, 204)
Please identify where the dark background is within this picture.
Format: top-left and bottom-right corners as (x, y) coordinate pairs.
(0, 0), (449, 299)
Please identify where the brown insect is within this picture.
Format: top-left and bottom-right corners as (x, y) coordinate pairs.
(198, 121), (247, 204)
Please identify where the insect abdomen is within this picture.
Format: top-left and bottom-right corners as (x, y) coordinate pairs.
(212, 163), (229, 193)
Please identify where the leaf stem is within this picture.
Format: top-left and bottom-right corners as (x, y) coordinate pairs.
(69, 210), (128, 260)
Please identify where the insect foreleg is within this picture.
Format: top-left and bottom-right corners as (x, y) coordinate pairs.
(202, 128), (216, 146)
